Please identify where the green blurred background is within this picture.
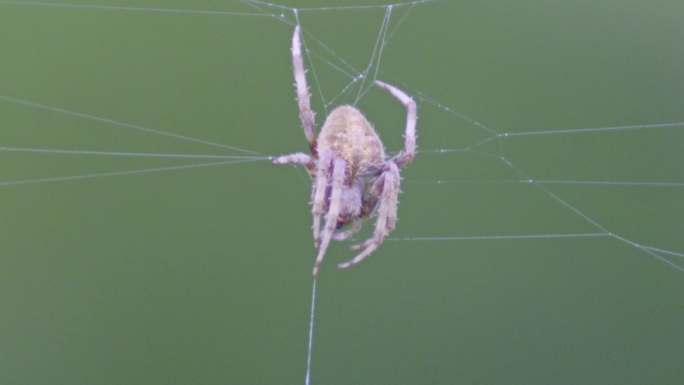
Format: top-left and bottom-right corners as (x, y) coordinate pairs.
(1, 0), (683, 384)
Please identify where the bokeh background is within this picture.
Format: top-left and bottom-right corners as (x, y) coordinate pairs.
(1, 0), (683, 384)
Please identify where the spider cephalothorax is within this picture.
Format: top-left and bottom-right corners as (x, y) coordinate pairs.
(274, 26), (417, 276)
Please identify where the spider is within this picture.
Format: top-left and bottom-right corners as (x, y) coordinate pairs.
(273, 26), (417, 277)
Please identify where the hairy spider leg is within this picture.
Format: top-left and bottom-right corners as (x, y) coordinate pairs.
(272, 152), (311, 165)
(375, 80), (417, 168)
(339, 162), (400, 269)
(272, 152), (315, 175)
(313, 157), (346, 277)
(293, 26), (317, 153)
(311, 149), (333, 249)
(271, 26), (319, 170)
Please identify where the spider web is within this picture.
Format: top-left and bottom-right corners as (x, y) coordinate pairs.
(0, 1), (682, 385)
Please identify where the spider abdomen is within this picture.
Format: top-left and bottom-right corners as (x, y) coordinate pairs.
(318, 105), (386, 178)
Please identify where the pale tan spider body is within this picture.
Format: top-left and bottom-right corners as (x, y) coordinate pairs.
(317, 105), (386, 179)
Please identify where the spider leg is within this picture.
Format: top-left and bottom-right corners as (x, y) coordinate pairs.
(332, 220), (362, 241)
(292, 26), (317, 151)
(350, 238), (373, 251)
(313, 157), (347, 277)
(338, 162), (400, 270)
(272, 152), (315, 174)
(311, 149), (333, 248)
(272, 152), (312, 166)
(375, 80), (417, 168)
